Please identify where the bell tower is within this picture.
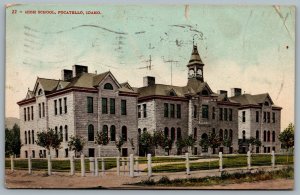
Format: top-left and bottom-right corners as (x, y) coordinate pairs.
(187, 43), (205, 82)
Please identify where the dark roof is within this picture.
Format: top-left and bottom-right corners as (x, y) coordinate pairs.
(38, 78), (60, 92)
(93, 71), (110, 87)
(229, 93), (273, 105)
(187, 45), (204, 67)
(65, 73), (97, 88)
(138, 84), (186, 98)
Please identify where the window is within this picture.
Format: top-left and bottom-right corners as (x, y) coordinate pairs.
(193, 128), (197, 139)
(263, 131), (266, 142)
(177, 104), (181, 118)
(138, 129), (141, 137)
(229, 109), (232, 121)
(267, 131), (270, 142)
(104, 83), (113, 90)
(164, 127), (169, 138)
(101, 98), (108, 114)
(110, 98), (115, 114)
(224, 129), (228, 139)
(25, 151), (28, 158)
(242, 130), (246, 142)
(54, 100), (57, 115)
(263, 112), (266, 122)
(31, 106), (34, 120)
(193, 105), (197, 118)
(28, 131), (31, 144)
(219, 129), (223, 141)
(42, 102), (45, 117)
(256, 111), (259, 122)
(264, 101), (269, 106)
(55, 126), (58, 135)
(212, 107), (215, 119)
(212, 128), (216, 135)
(64, 97), (67, 113)
(267, 112), (270, 123)
(171, 128), (175, 141)
(65, 149), (68, 158)
(229, 129), (233, 140)
(272, 112), (275, 123)
(103, 125), (109, 142)
(170, 104), (175, 118)
(32, 130), (34, 144)
(121, 126), (127, 141)
(38, 89), (43, 95)
(143, 104), (147, 117)
(256, 130), (259, 139)
(56, 149), (59, 158)
(110, 125), (116, 141)
(219, 108), (223, 120)
(164, 103), (169, 117)
(121, 100), (127, 115)
(202, 105), (209, 119)
(242, 111), (246, 122)
(224, 108), (228, 121)
(87, 97), (93, 113)
(143, 128), (147, 132)
(27, 107), (30, 121)
(39, 104), (41, 118)
(59, 99), (62, 114)
(24, 108), (26, 121)
(138, 105), (141, 118)
(88, 125), (94, 141)
(65, 125), (68, 142)
(272, 131), (275, 142)
(177, 128), (182, 140)
(25, 131), (27, 144)
(32, 150), (35, 158)
(59, 126), (63, 140)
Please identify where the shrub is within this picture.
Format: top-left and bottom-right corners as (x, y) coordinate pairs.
(158, 176), (171, 184)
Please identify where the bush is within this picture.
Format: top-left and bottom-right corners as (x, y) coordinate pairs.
(220, 171), (230, 179)
(139, 178), (155, 185)
(158, 176), (171, 184)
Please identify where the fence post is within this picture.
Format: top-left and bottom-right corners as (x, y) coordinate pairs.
(47, 154), (52, 176)
(116, 157), (120, 176)
(247, 151), (251, 170)
(129, 154), (134, 177)
(10, 155), (14, 172)
(81, 154), (85, 177)
(28, 155), (32, 174)
(219, 152), (223, 171)
(122, 157), (125, 175)
(135, 157), (139, 175)
(70, 155), (75, 175)
(185, 152), (190, 175)
(147, 154), (152, 177)
(271, 150), (275, 169)
(95, 157), (99, 176)
(101, 157), (105, 176)
(89, 157), (95, 176)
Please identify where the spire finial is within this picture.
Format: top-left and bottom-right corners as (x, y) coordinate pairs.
(192, 34), (198, 47)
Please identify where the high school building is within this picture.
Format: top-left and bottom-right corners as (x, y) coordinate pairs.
(17, 44), (282, 158)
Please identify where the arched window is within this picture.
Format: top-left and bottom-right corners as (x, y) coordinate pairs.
(256, 130), (259, 140)
(32, 130), (34, 144)
(143, 128), (147, 133)
(224, 129), (228, 140)
(138, 128), (141, 136)
(122, 126), (127, 141)
(202, 90), (208, 96)
(242, 130), (246, 142)
(219, 129), (223, 141)
(202, 133), (208, 140)
(171, 127), (176, 141)
(38, 89), (43, 95)
(267, 131), (270, 142)
(104, 83), (113, 90)
(110, 125), (116, 141)
(103, 125), (109, 142)
(263, 131), (267, 142)
(59, 126), (63, 140)
(229, 129), (233, 140)
(65, 125), (68, 142)
(55, 126), (58, 135)
(177, 128), (182, 140)
(193, 128), (197, 139)
(164, 127), (169, 138)
(88, 124), (94, 141)
(272, 131), (275, 142)
(25, 131), (27, 144)
(28, 130), (31, 144)
(212, 128), (216, 135)
(264, 101), (269, 106)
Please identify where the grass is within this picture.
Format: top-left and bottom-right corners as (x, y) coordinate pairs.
(136, 167), (294, 187)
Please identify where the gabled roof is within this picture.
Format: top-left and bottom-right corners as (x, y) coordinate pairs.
(185, 78), (213, 95)
(138, 84), (186, 98)
(93, 71), (110, 87)
(229, 93), (274, 106)
(120, 82), (133, 91)
(187, 45), (204, 67)
(66, 73), (97, 88)
(56, 80), (70, 90)
(33, 78), (60, 94)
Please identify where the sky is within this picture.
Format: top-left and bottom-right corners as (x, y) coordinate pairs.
(5, 4), (295, 130)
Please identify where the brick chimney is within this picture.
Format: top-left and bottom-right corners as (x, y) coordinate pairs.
(143, 76), (155, 87)
(72, 65), (88, 77)
(61, 69), (73, 81)
(217, 90), (228, 96)
(231, 88), (242, 97)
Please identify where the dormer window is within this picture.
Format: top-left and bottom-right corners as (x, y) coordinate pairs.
(202, 90), (208, 96)
(38, 89), (43, 96)
(104, 83), (113, 90)
(264, 101), (269, 106)
(57, 83), (63, 90)
(169, 90), (176, 96)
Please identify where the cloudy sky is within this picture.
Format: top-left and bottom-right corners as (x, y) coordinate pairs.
(6, 4), (295, 130)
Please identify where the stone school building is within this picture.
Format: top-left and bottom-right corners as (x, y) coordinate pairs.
(17, 44), (282, 158)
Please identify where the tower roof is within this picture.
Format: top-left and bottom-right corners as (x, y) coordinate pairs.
(187, 45), (204, 67)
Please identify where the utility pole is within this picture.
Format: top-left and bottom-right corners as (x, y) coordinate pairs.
(163, 57), (179, 85)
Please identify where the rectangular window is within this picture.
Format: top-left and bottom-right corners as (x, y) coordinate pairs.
(202, 105), (209, 119)
(143, 104), (147, 118)
(42, 102), (45, 117)
(138, 105), (141, 118)
(229, 109), (232, 121)
(54, 100), (57, 115)
(164, 103), (169, 117)
(176, 104), (181, 118)
(219, 108), (223, 121)
(64, 97), (67, 113)
(59, 99), (62, 114)
(24, 108), (26, 121)
(272, 112), (275, 123)
(170, 104), (175, 118)
(263, 112), (266, 122)
(87, 97), (93, 113)
(39, 103), (41, 118)
(110, 98), (115, 114)
(27, 107), (30, 121)
(121, 100), (127, 115)
(267, 112), (270, 123)
(193, 105), (197, 118)
(242, 111), (246, 122)
(31, 106), (34, 120)
(212, 107), (215, 119)
(102, 98), (108, 114)
(256, 111), (259, 122)
(224, 108), (228, 121)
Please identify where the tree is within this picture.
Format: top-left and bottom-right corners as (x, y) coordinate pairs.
(185, 134), (196, 148)
(176, 138), (186, 155)
(199, 135), (209, 153)
(128, 137), (135, 151)
(5, 124), (22, 157)
(247, 137), (261, 153)
(36, 128), (62, 155)
(68, 135), (85, 157)
(162, 138), (173, 155)
(223, 138), (233, 154)
(152, 130), (165, 149)
(95, 131), (110, 157)
(139, 131), (153, 156)
(208, 133), (221, 153)
(279, 123), (294, 164)
(115, 136), (124, 156)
